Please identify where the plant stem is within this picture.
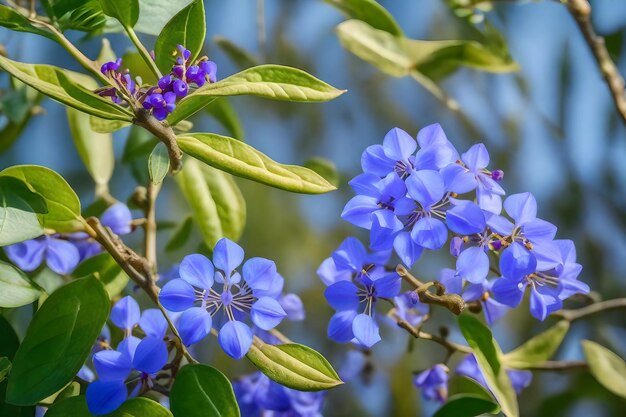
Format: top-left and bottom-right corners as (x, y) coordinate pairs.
(144, 182), (160, 277)
(396, 265), (465, 315)
(124, 26), (162, 80)
(553, 298), (626, 321)
(134, 109), (183, 173)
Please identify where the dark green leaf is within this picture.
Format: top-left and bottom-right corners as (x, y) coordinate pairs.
(0, 357), (10, 383)
(170, 364), (240, 417)
(57, 0), (107, 32)
(503, 321), (570, 369)
(46, 395), (173, 417)
(0, 315), (19, 359)
(169, 65), (346, 124)
(0, 5), (54, 39)
(149, 143), (170, 185)
(72, 253), (129, 298)
(582, 340), (626, 399)
(0, 55), (133, 121)
(6, 276), (109, 405)
(433, 394), (500, 417)
(0, 261), (42, 308)
(155, 0), (205, 74)
(67, 108), (115, 187)
(213, 36), (260, 70)
(246, 339), (343, 391)
(324, 0), (403, 36)
(1, 165), (83, 233)
(177, 133), (336, 194)
(0, 177), (47, 246)
(205, 99), (244, 140)
(99, 0), (139, 27)
(448, 376), (498, 403)
(458, 315), (518, 417)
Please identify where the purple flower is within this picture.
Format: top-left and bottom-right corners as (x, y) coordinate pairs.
(318, 238), (399, 348)
(461, 280), (510, 325)
(413, 364), (449, 403)
(142, 92), (177, 120)
(159, 238), (287, 359)
(5, 235), (80, 274)
(361, 127), (417, 177)
(100, 58), (122, 75)
(392, 291), (429, 327)
(456, 354), (532, 395)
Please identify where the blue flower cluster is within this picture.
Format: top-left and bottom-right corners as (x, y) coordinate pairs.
(413, 355), (531, 403)
(86, 296), (170, 415)
(100, 45), (217, 120)
(159, 238), (302, 359)
(336, 124), (589, 321)
(234, 372), (326, 417)
(4, 203), (132, 275)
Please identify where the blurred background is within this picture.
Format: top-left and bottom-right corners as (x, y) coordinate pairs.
(2, 0), (626, 416)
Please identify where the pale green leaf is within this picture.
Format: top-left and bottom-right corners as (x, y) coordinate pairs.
(0, 261), (42, 308)
(246, 339), (343, 391)
(169, 65), (346, 124)
(582, 340), (626, 399)
(149, 143), (170, 185)
(0, 55), (133, 121)
(0, 5), (54, 39)
(324, 0), (402, 36)
(0, 177), (46, 246)
(155, 0), (206, 74)
(503, 321), (570, 369)
(177, 133), (336, 194)
(458, 315), (518, 417)
(99, 0), (139, 27)
(134, 0), (193, 36)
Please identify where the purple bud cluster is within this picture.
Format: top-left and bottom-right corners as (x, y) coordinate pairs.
(99, 45), (217, 121)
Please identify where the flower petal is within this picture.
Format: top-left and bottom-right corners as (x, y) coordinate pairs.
(523, 218), (557, 243)
(446, 201), (486, 235)
(243, 257), (277, 292)
(178, 307), (212, 346)
(179, 253), (214, 289)
(327, 310), (356, 343)
(370, 210), (402, 251)
(382, 127), (417, 161)
(110, 296), (140, 331)
(4, 239), (46, 271)
(405, 170), (445, 208)
(456, 247), (489, 284)
(341, 195), (377, 229)
(324, 281), (359, 311)
(86, 380), (128, 416)
(45, 237), (80, 274)
(212, 238), (244, 278)
(372, 273), (401, 298)
(251, 297), (287, 330)
(218, 320), (253, 359)
(100, 203), (132, 235)
(352, 314), (381, 348)
(118, 336), (140, 361)
(316, 257), (352, 286)
(279, 293), (305, 321)
(132, 336), (168, 374)
(93, 350), (132, 381)
(159, 279), (196, 312)
(461, 143), (489, 171)
(361, 144), (394, 176)
(504, 192), (537, 226)
(483, 298), (510, 325)
(332, 237), (367, 272)
(492, 278), (525, 308)
(393, 231), (423, 267)
(411, 217), (448, 250)
(139, 309), (168, 338)
(500, 242), (537, 280)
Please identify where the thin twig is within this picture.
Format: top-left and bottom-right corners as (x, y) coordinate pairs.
(553, 298), (626, 321)
(134, 109), (183, 173)
(396, 265), (466, 315)
(564, 0), (626, 125)
(125, 26), (162, 79)
(144, 182), (160, 277)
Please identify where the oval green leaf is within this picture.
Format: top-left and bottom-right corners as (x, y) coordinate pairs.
(169, 65), (346, 124)
(6, 276), (109, 405)
(0, 176), (46, 246)
(155, 0), (205, 74)
(170, 364), (239, 417)
(177, 133), (336, 194)
(324, 0), (402, 36)
(433, 394), (500, 417)
(72, 253), (130, 298)
(246, 339), (343, 391)
(0, 5), (54, 39)
(46, 395), (173, 417)
(0, 260), (42, 308)
(0, 55), (133, 121)
(458, 315), (518, 417)
(67, 108), (115, 187)
(149, 142), (171, 185)
(582, 340), (626, 399)
(99, 0), (139, 28)
(200, 164), (246, 241)
(1, 165), (83, 233)
(503, 321), (570, 369)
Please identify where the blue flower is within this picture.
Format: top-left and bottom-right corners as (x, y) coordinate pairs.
(234, 372), (326, 417)
(86, 297), (169, 415)
(361, 127), (417, 177)
(5, 235), (80, 274)
(318, 237), (400, 348)
(72, 203), (133, 261)
(456, 354), (532, 394)
(461, 280), (510, 325)
(392, 291), (429, 327)
(159, 238), (287, 359)
(413, 364), (449, 403)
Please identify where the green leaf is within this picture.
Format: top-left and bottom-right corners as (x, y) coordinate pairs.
(67, 108), (115, 187)
(134, 0), (194, 36)
(0, 260), (42, 308)
(46, 395), (173, 417)
(89, 116), (130, 133)
(0, 5), (54, 39)
(169, 65), (346, 124)
(170, 364), (240, 417)
(121, 51), (158, 85)
(433, 394), (500, 417)
(324, 0), (403, 36)
(246, 339), (343, 391)
(155, 0), (206, 74)
(177, 133), (336, 194)
(448, 376), (498, 403)
(165, 216), (194, 252)
(99, 0), (139, 27)
(0, 55), (133, 121)
(123, 126), (159, 184)
(6, 276), (109, 405)
(582, 340), (626, 399)
(200, 165), (246, 242)
(458, 315), (518, 417)
(1, 165), (83, 233)
(0, 357), (10, 383)
(72, 253), (129, 298)
(205, 99), (244, 140)
(213, 36), (260, 70)
(175, 159), (224, 249)
(304, 157), (340, 187)
(148, 143), (170, 185)
(58, 0), (107, 33)
(0, 177), (46, 246)
(503, 321), (570, 369)
(0, 315), (19, 359)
